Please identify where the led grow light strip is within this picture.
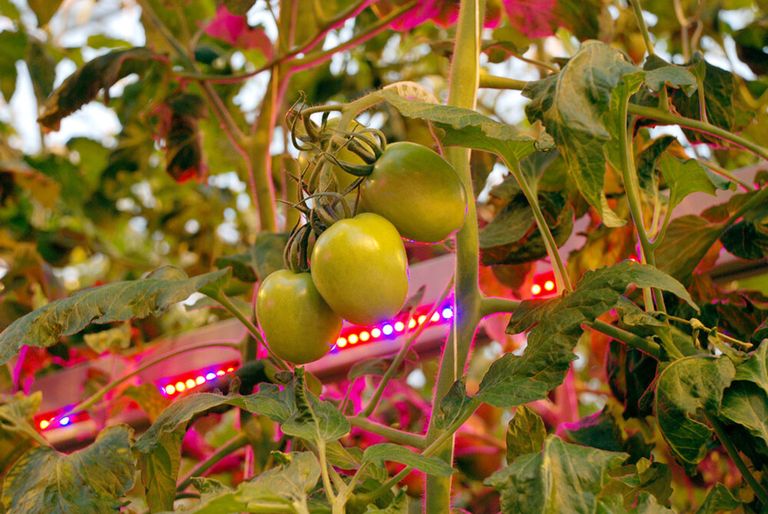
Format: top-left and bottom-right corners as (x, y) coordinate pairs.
(35, 303), (455, 431)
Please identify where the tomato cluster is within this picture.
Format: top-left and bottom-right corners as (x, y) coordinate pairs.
(257, 118), (467, 364)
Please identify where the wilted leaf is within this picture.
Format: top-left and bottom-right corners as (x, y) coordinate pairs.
(2, 426), (135, 514)
(655, 356), (735, 464)
(381, 89), (536, 166)
(39, 47), (164, 130)
(0, 267), (229, 364)
(523, 42), (640, 226)
(179, 452), (320, 513)
(506, 406), (546, 463)
(477, 262), (694, 407)
(486, 436), (626, 513)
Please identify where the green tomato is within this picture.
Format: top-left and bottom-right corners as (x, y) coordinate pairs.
(310, 213), (409, 325)
(360, 142), (467, 243)
(256, 270), (342, 364)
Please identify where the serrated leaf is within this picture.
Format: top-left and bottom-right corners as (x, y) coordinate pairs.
(2, 426), (135, 514)
(720, 221), (768, 260)
(506, 406), (546, 463)
(135, 389), (295, 510)
(179, 452), (320, 513)
(486, 436), (627, 514)
(655, 356), (735, 464)
(478, 262), (695, 407)
(660, 155), (718, 211)
(655, 216), (726, 281)
(362, 443), (453, 477)
(433, 379), (474, 430)
(0, 267), (229, 364)
(381, 89), (536, 166)
(734, 342), (768, 395)
(0, 393), (46, 474)
(523, 41), (640, 227)
(695, 483), (740, 514)
(720, 381), (768, 448)
(39, 47), (164, 130)
(281, 369), (349, 443)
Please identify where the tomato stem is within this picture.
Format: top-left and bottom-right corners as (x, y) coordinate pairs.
(629, 0), (656, 57)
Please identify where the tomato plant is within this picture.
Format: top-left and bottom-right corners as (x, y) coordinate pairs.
(2, 0), (768, 513)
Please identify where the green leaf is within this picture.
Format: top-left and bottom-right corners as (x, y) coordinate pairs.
(734, 342), (768, 395)
(362, 444), (454, 477)
(0, 266), (230, 364)
(178, 452), (320, 513)
(486, 436), (627, 514)
(659, 155), (718, 211)
(506, 406), (546, 463)
(478, 195), (534, 248)
(720, 221), (768, 260)
(670, 56), (755, 144)
(720, 381), (768, 448)
(134, 389), (296, 510)
(432, 379), (475, 430)
(380, 89), (536, 166)
(2, 426), (135, 514)
(523, 41), (640, 227)
(0, 31), (27, 101)
(39, 47), (164, 131)
(215, 232), (288, 283)
(27, 0), (63, 25)
(695, 483), (740, 514)
(655, 216), (726, 281)
(643, 55), (697, 95)
(281, 369), (350, 443)
(0, 392), (46, 474)
(604, 71), (645, 176)
(478, 262), (695, 407)
(655, 356), (735, 464)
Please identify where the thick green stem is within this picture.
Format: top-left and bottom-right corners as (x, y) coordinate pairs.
(507, 162), (572, 292)
(629, 104), (768, 161)
(708, 415), (768, 505)
(424, 1), (483, 511)
(347, 417), (426, 448)
(177, 433), (249, 491)
(480, 296), (520, 317)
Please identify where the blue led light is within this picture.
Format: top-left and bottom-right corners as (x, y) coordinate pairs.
(206, 372), (216, 381)
(442, 307), (453, 319)
(382, 324), (394, 335)
(59, 416), (71, 426)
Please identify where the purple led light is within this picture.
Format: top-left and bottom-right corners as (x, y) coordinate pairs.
(205, 372), (216, 380)
(382, 324), (394, 335)
(59, 416), (71, 426)
(442, 307), (453, 319)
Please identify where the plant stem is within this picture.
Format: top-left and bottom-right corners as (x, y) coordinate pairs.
(478, 74), (526, 90)
(177, 432), (249, 491)
(480, 296), (521, 317)
(708, 414), (768, 505)
(423, 1), (484, 511)
(620, 97), (667, 312)
(587, 320), (661, 359)
(66, 341), (242, 415)
(347, 416), (426, 448)
(628, 104), (768, 161)
(360, 278), (455, 418)
(629, 0), (656, 57)
(507, 161), (572, 292)
(317, 439), (338, 507)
